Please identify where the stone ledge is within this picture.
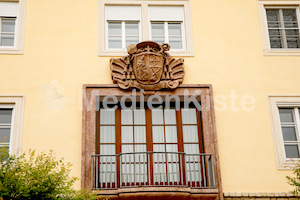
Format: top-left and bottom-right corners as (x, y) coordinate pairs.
(95, 187), (219, 200)
(224, 193), (300, 198)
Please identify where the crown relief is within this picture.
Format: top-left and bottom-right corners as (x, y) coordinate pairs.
(110, 41), (184, 91)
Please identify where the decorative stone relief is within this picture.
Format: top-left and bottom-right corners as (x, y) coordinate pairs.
(110, 41), (184, 91)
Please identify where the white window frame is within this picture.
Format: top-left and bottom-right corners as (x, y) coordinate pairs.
(258, 1), (300, 56)
(0, 96), (24, 155)
(268, 96), (300, 169)
(105, 21), (142, 50)
(150, 22), (186, 51)
(99, 0), (193, 56)
(0, 0), (26, 54)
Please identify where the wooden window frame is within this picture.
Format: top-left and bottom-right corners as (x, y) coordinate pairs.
(81, 84), (222, 199)
(96, 104), (204, 187)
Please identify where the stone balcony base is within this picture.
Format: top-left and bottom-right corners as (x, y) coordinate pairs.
(95, 187), (219, 200)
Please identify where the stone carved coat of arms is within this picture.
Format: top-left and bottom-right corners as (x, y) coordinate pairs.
(110, 41), (184, 91)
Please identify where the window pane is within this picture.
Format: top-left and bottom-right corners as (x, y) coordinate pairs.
(135, 144), (146, 152)
(126, 37), (139, 47)
(286, 29), (299, 36)
(134, 109), (145, 125)
(285, 22), (298, 28)
(153, 152), (166, 182)
(0, 128), (10, 142)
(168, 23), (181, 36)
(282, 127), (297, 141)
(108, 22), (122, 49)
(122, 126), (133, 143)
(269, 29), (281, 36)
(169, 37), (182, 49)
(181, 108), (197, 124)
(166, 144), (178, 152)
(152, 36), (164, 45)
(266, 9), (280, 23)
(125, 22), (139, 36)
(100, 161), (116, 183)
(283, 9), (297, 23)
(183, 125), (198, 143)
(0, 145), (9, 154)
(184, 144), (199, 154)
(0, 109), (12, 124)
(268, 22), (280, 28)
(167, 162), (179, 182)
(285, 144), (299, 158)
(153, 144), (165, 152)
(287, 36), (300, 48)
(2, 19), (15, 32)
(100, 126), (115, 143)
(134, 126), (146, 143)
(152, 109), (163, 125)
(100, 109), (115, 124)
(269, 36), (282, 48)
(108, 22), (121, 36)
(1, 34), (14, 46)
(100, 144), (115, 155)
(151, 23), (164, 36)
(283, 9), (299, 28)
(164, 109), (176, 124)
(279, 108), (294, 122)
(165, 126), (177, 143)
(152, 126), (164, 143)
(122, 110), (133, 125)
(108, 37), (122, 49)
(122, 144), (133, 153)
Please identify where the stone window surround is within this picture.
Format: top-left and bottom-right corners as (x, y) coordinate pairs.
(0, 95), (24, 155)
(257, 0), (300, 56)
(81, 84), (223, 200)
(268, 95), (300, 169)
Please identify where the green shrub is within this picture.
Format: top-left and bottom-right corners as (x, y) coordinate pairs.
(287, 162), (300, 194)
(0, 146), (101, 200)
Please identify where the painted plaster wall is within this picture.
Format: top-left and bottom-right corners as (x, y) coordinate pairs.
(0, 0), (299, 193)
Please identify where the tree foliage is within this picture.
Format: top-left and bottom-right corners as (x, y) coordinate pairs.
(0, 146), (101, 200)
(287, 162), (300, 194)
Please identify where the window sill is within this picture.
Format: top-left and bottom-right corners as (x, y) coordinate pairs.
(0, 47), (23, 55)
(263, 49), (300, 56)
(277, 158), (300, 170)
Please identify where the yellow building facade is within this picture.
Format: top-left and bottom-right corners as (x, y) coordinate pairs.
(1, 0), (300, 199)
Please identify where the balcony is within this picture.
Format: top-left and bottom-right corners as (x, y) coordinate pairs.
(91, 152), (215, 190)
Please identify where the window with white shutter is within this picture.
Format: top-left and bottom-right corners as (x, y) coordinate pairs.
(105, 6), (142, 50)
(99, 0), (193, 56)
(0, 1), (25, 54)
(149, 6), (185, 50)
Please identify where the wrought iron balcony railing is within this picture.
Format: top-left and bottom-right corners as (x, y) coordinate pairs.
(91, 152), (215, 189)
